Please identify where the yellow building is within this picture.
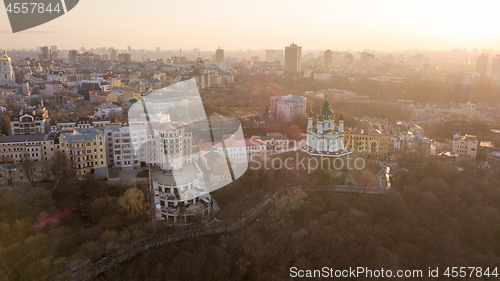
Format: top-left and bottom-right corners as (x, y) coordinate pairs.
(344, 128), (390, 160)
(59, 129), (107, 177)
(133, 92), (143, 100)
(0, 161), (51, 185)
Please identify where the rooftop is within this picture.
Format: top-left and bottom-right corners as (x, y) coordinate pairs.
(0, 134), (52, 144)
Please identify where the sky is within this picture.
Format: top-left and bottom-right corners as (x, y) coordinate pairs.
(1, 0), (499, 51)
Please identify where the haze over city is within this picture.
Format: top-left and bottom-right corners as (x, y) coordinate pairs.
(3, 0), (500, 280)
(2, 0), (500, 50)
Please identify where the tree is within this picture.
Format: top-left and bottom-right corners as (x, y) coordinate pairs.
(20, 152), (35, 186)
(49, 151), (72, 191)
(49, 108), (69, 123)
(3, 155), (16, 189)
(1, 116), (11, 136)
(108, 110), (122, 123)
(285, 125), (302, 140)
(117, 187), (148, 221)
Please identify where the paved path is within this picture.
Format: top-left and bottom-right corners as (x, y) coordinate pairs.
(54, 183), (390, 281)
(57, 191), (281, 281)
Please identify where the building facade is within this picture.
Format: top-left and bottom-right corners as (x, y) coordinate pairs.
(452, 130), (478, 158)
(10, 107), (50, 135)
(1, 50), (15, 86)
(59, 128), (108, 177)
(285, 43), (302, 74)
(94, 102), (123, 119)
(270, 94), (306, 123)
(407, 134), (434, 157)
(0, 134), (57, 164)
(215, 47), (224, 63)
(344, 128), (390, 159)
(306, 95), (346, 154)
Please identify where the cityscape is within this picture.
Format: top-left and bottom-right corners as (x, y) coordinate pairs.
(2, 1), (500, 280)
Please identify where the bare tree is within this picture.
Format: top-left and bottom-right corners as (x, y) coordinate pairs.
(4, 155), (16, 189)
(108, 110), (122, 123)
(49, 151), (72, 191)
(20, 151), (35, 186)
(49, 108), (69, 123)
(1, 115), (11, 136)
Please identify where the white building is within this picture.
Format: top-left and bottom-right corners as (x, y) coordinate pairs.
(407, 134), (434, 157)
(256, 132), (290, 153)
(270, 94), (307, 123)
(10, 107), (50, 135)
(0, 50), (15, 86)
(47, 70), (68, 83)
(452, 128), (478, 158)
(45, 81), (64, 97)
(389, 130), (413, 150)
(94, 102), (123, 119)
(446, 72), (473, 86)
(305, 95), (346, 154)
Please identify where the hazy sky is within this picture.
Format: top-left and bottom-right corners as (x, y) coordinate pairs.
(1, 0), (499, 51)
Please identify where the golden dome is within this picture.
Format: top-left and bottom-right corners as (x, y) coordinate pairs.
(36, 62), (43, 71)
(1, 49), (10, 62)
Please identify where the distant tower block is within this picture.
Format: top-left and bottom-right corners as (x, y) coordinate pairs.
(22, 82), (30, 95)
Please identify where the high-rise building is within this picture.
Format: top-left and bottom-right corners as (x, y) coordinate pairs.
(40, 46), (51, 60)
(492, 55), (500, 74)
(360, 51), (375, 64)
(118, 53), (132, 63)
(344, 53), (354, 64)
(266, 49), (283, 62)
(285, 43), (302, 74)
(68, 50), (78, 64)
(215, 47), (224, 63)
(110, 49), (118, 61)
(1, 49), (15, 86)
(323, 49), (333, 69)
(476, 54), (488, 75)
(50, 46), (59, 60)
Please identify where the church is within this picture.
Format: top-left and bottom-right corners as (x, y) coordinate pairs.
(305, 94), (347, 155)
(1, 49), (15, 86)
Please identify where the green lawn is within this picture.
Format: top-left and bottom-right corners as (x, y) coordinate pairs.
(226, 107), (262, 117)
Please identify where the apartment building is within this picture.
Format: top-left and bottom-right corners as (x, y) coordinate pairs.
(344, 128), (390, 159)
(10, 107), (50, 135)
(59, 128), (107, 177)
(452, 132), (478, 158)
(0, 134), (58, 163)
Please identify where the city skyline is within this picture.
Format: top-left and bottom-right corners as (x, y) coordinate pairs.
(1, 0), (500, 51)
